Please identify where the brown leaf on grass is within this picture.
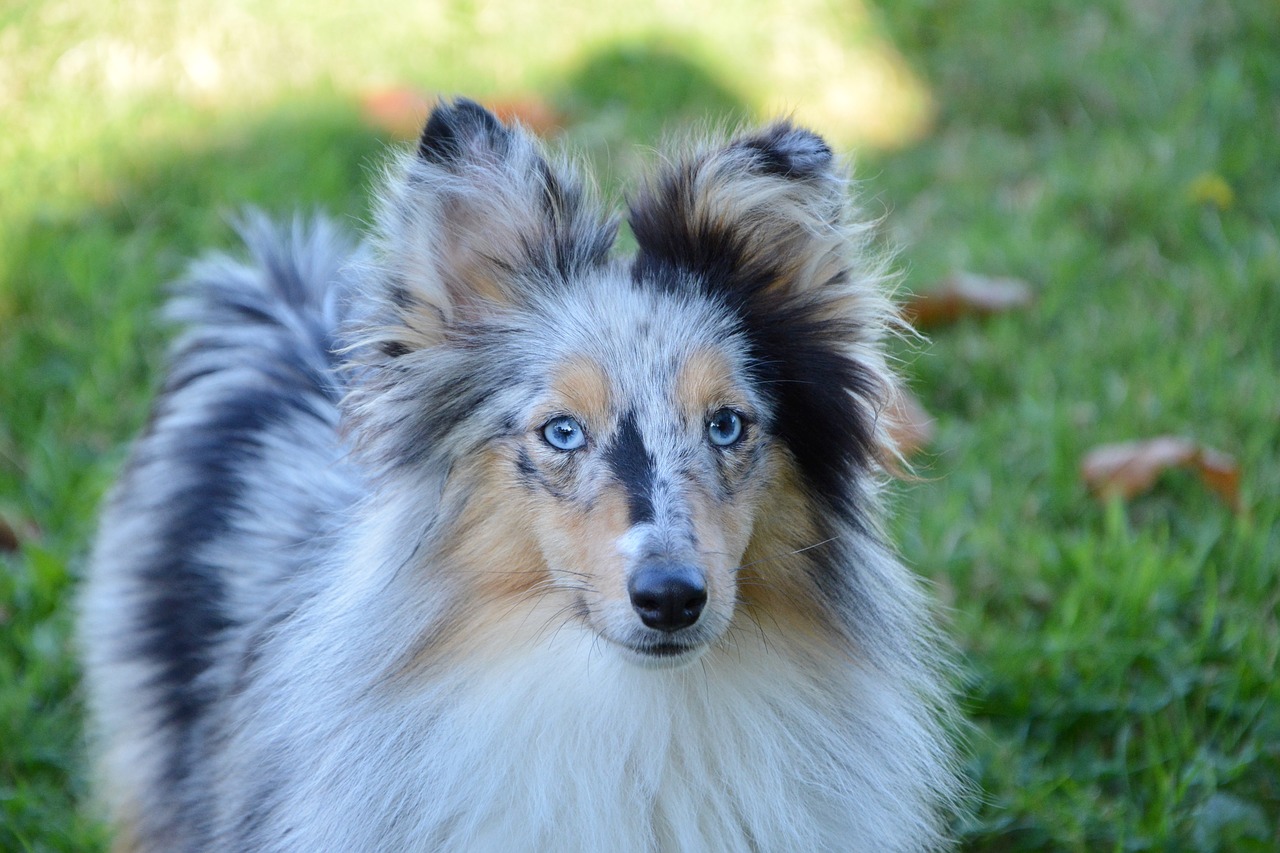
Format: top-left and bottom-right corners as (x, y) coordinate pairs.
(884, 388), (936, 457)
(0, 511), (38, 553)
(1080, 436), (1241, 509)
(360, 89), (563, 139)
(901, 272), (1033, 329)
(1192, 446), (1243, 508)
(0, 514), (17, 552)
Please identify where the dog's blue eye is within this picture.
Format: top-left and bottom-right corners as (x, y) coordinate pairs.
(542, 416), (586, 451)
(707, 408), (744, 447)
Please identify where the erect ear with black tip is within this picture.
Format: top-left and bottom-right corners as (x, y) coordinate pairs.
(733, 122), (834, 179)
(360, 98), (617, 357)
(628, 121), (850, 308)
(416, 97), (512, 165)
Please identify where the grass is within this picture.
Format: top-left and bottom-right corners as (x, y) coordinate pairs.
(2, 0), (1277, 849)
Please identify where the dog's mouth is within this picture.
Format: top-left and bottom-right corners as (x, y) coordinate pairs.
(639, 639), (697, 658)
(608, 635), (710, 669)
(570, 590), (727, 669)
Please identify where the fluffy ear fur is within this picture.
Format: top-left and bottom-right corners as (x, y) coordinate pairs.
(628, 123), (903, 516)
(628, 122), (858, 307)
(360, 99), (617, 358)
(342, 101), (617, 472)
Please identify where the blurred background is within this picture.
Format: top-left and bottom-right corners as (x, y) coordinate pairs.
(1, 0), (1277, 849)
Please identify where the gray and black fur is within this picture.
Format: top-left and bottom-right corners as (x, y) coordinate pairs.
(81, 100), (961, 852)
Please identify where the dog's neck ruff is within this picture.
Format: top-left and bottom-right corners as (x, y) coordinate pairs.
(239, 605), (945, 853)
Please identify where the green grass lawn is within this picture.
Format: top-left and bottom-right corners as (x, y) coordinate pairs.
(2, 0), (1277, 849)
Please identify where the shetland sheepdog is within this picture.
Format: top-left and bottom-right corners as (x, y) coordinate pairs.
(80, 99), (960, 851)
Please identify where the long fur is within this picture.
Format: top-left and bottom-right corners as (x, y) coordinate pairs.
(81, 99), (961, 852)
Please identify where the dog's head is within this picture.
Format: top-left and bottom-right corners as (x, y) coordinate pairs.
(346, 100), (903, 667)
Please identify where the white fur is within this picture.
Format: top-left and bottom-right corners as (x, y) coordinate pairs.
(217, 568), (951, 852)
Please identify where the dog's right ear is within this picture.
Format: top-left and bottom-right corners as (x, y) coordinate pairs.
(361, 99), (616, 357)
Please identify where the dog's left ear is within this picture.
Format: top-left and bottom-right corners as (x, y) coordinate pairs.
(363, 99), (616, 356)
(628, 122), (857, 309)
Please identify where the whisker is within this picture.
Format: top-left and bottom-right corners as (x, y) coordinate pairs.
(469, 567), (593, 582)
(504, 578), (595, 634)
(729, 535), (841, 573)
(541, 602), (586, 647)
(726, 609), (775, 658)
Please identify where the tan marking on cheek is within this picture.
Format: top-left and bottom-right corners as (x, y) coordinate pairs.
(392, 447), (550, 677)
(678, 349), (760, 617)
(549, 356), (613, 428)
(735, 447), (840, 646)
(442, 449), (635, 660)
(442, 449), (546, 601)
(676, 348), (740, 419)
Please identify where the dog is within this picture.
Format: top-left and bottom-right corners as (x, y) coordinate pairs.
(80, 99), (960, 851)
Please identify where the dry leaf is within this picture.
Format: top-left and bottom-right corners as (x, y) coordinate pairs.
(1192, 445), (1242, 508)
(885, 388), (936, 457)
(0, 511), (37, 553)
(1080, 436), (1241, 509)
(902, 272), (1033, 329)
(360, 89), (562, 139)
(0, 514), (17, 552)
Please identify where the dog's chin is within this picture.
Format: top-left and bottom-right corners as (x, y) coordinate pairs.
(609, 636), (711, 670)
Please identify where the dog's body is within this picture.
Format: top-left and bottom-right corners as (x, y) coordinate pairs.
(81, 101), (959, 851)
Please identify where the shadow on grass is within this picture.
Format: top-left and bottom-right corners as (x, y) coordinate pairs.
(2, 102), (386, 532)
(557, 38), (749, 140)
(1, 101), (388, 852)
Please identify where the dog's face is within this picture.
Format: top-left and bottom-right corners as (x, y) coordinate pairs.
(498, 283), (771, 665)
(346, 100), (899, 667)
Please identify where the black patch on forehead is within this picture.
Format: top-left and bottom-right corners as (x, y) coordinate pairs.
(606, 410), (656, 525)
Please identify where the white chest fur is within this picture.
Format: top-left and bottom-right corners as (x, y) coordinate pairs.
(248, 622), (947, 853)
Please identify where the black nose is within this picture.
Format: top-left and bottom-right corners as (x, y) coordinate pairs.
(627, 563), (707, 632)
